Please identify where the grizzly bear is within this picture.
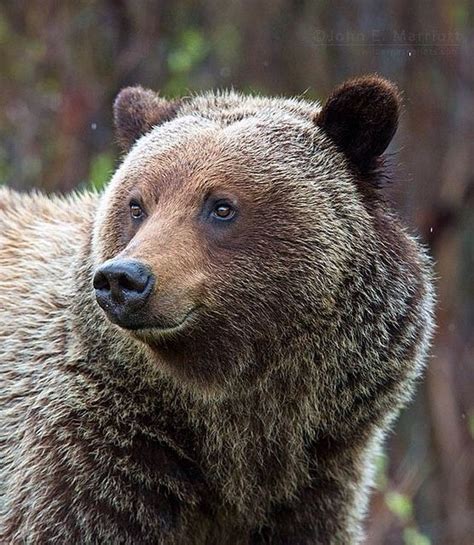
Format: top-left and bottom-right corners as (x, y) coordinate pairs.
(0, 76), (434, 544)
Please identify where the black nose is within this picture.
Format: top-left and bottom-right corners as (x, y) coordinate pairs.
(93, 259), (154, 326)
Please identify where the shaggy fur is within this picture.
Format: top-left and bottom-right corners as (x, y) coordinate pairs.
(0, 76), (434, 544)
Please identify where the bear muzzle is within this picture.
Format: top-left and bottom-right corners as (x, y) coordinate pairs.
(93, 258), (155, 329)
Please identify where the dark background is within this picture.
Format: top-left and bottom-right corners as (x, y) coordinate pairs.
(0, 2), (473, 544)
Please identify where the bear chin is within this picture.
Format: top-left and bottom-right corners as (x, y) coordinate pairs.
(125, 320), (254, 394)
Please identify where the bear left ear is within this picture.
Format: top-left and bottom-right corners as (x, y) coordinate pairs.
(113, 86), (180, 152)
(316, 75), (401, 173)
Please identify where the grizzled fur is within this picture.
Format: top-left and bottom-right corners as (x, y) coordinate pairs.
(0, 76), (434, 544)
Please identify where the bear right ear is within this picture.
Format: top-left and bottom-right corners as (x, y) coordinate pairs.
(113, 87), (180, 152)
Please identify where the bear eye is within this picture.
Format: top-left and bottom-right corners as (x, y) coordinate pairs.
(211, 202), (236, 221)
(129, 200), (144, 220)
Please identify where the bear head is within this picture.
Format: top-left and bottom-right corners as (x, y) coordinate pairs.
(91, 76), (400, 392)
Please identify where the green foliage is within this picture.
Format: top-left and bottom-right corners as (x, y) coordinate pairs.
(164, 28), (210, 96)
(385, 491), (413, 523)
(88, 152), (114, 191)
(404, 527), (432, 545)
(379, 459), (432, 545)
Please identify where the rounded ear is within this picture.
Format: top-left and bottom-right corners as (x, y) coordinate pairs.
(316, 75), (401, 173)
(113, 87), (180, 152)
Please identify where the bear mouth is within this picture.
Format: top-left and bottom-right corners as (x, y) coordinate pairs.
(122, 306), (201, 337)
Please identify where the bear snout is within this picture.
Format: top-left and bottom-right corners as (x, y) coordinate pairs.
(93, 258), (155, 328)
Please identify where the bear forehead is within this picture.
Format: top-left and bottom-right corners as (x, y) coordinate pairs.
(121, 95), (328, 183)
(115, 119), (332, 209)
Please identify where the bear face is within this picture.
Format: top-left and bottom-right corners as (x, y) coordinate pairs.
(91, 77), (401, 392)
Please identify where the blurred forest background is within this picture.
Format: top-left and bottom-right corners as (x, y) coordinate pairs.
(0, 1), (473, 544)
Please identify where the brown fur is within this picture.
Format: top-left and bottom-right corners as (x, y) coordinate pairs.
(0, 77), (434, 544)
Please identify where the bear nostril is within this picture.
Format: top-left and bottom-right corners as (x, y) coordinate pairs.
(92, 270), (110, 292)
(118, 271), (148, 293)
